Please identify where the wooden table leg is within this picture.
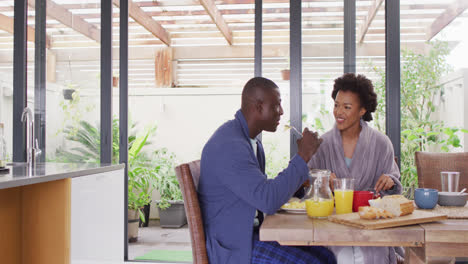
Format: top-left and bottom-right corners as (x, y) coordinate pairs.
(405, 247), (455, 264)
(405, 247), (426, 264)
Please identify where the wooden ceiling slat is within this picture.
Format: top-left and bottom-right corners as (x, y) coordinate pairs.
(22, 2), (447, 12)
(358, 0), (384, 43)
(0, 13), (51, 48)
(426, 0), (468, 41)
(113, 0), (171, 45)
(199, 0), (233, 45)
(29, 0), (100, 43)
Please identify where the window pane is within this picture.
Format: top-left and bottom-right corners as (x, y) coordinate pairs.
(356, 0), (385, 132)
(262, 0), (290, 179)
(44, 0), (101, 163)
(302, 0), (344, 135)
(433, 8), (468, 149)
(0, 0), (14, 161)
(125, 0), (255, 260)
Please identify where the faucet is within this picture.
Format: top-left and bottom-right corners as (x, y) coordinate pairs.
(21, 107), (42, 167)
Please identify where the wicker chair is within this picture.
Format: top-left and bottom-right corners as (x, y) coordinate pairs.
(175, 160), (209, 264)
(415, 151), (468, 191)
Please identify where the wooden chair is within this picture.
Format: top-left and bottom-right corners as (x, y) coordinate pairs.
(415, 151), (468, 190)
(175, 160), (209, 264)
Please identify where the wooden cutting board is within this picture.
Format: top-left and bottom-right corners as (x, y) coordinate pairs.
(328, 210), (447, 229)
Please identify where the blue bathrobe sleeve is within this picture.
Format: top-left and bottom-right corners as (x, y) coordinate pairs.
(210, 140), (309, 215)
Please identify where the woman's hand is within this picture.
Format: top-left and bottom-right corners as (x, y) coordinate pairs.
(329, 172), (337, 192)
(374, 174), (395, 193)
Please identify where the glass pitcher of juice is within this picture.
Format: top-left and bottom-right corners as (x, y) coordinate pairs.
(304, 169), (334, 218)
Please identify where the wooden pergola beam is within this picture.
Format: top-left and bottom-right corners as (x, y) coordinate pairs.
(173, 42), (430, 60)
(0, 14), (51, 48)
(113, 0), (170, 46)
(199, 0), (233, 45)
(426, 0), (468, 41)
(29, 0), (100, 43)
(358, 0), (384, 43)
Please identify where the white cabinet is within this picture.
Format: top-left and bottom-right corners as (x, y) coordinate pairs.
(71, 169), (124, 264)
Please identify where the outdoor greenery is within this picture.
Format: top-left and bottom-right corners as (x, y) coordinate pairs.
(264, 139), (289, 179)
(57, 86), (92, 137)
(55, 116), (181, 219)
(152, 148), (182, 209)
(371, 41), (467, 189)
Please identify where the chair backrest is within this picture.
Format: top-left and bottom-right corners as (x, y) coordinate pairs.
(175, 160), (209, 264)
(415, 151), (468, 190)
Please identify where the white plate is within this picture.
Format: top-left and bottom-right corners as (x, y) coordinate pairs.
(279, 208), (306, 214)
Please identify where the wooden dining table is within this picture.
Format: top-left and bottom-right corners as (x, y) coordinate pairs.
(260, 212), (468, 263)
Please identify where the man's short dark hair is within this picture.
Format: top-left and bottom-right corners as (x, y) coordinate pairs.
(241, 77), (278, 110)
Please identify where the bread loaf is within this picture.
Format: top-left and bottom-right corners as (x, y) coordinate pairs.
(359, 206), (394, 219)
(369, 195), (414, 217)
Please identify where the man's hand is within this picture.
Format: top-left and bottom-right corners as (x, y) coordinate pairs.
(374, 174), (395, 193)
(297, 128), (322, 163)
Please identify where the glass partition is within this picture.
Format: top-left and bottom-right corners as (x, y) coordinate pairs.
(262, 0), (290, 178)
(43, 0), (101, 163)
(0, 0), (14, 161)
(302, 0), (344, 135)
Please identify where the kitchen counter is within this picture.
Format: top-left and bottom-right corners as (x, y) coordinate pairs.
(0, 162), (124, 190)
(0, 162), (125, 264)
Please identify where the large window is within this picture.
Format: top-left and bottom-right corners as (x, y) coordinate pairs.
(433, 8), (468, 150)
(261, 0), (290, 178)
(301, 0), (345, 136)
(43, 1), (102, 163)
(0, 0), (14, 161)
(5, 0), (468, 261)
(125, 1), (256, 261)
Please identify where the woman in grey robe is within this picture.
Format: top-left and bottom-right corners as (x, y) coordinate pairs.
(308, 73), (404, 264)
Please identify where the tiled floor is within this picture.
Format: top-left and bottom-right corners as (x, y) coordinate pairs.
(128, 219), (192, 261)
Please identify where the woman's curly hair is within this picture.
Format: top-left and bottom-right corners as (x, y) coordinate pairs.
(331, 73), (377, 122)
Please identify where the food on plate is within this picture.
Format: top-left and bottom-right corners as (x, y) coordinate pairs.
(282, 198), (305, 209)
(281, 197), (305, 210)
(359, 206), (394, 219)
(368, 195), (414, 217)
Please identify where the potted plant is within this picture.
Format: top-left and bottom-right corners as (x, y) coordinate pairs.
(128, 162), (155, 242)
(280, 55), (290, 80)
(57, 86), (90, 138)
(54, 117), (158, 241)
(153, 149), (186, 228)
(122, 124), (157, 241)
(281, 69), (290, 80)
(63, 58), (78, 100)
(63, 82), (77, 100)
(127, 167), (153, 242)
(112, 71), (119, 87)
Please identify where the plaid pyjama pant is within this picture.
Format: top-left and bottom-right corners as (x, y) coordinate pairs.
(251, 239), (336, 264)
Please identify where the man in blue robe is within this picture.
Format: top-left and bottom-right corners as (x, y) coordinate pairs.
(199, 77), (336, 264)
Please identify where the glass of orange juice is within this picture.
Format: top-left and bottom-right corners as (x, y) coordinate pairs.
(334, 178), (354, 214)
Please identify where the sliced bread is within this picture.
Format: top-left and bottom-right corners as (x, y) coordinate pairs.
(359, 206), (394, 219)
(370, 195), (414, 217)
